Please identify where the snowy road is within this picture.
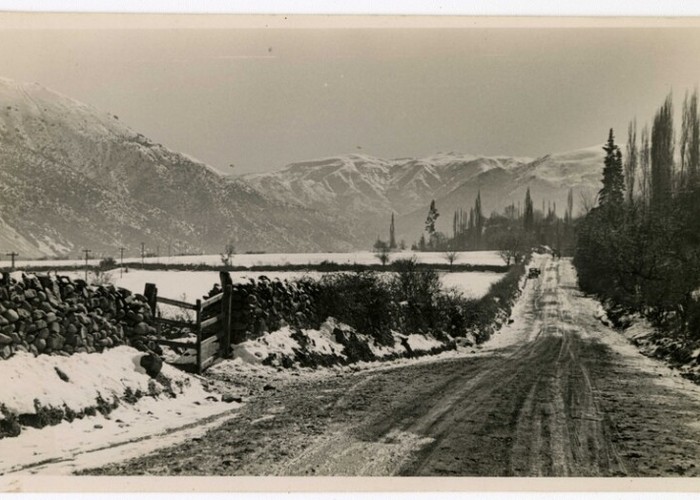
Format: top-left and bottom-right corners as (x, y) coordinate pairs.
(83, 258), (700, 476)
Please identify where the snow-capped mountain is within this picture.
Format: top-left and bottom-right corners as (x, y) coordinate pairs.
(0, 77), (356, 258)
(0, 76), (607, 257)
(244, 147), (605, 245)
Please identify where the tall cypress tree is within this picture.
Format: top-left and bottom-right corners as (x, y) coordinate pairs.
(474, 190), (483, 250)
(389, 212), (397, 249)
(523, 187), (534, 232)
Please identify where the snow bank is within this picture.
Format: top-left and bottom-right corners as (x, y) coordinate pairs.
(406, 334), (444, 352)
(0, 345), (234, 474)
(223, 318), (448, 369)
(231, 319), (347, 365)
(0, 346), (158, 415)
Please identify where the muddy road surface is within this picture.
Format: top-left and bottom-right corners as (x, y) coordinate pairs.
(85, 258), (700, 476)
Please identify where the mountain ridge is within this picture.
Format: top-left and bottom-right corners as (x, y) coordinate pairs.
(243, 147), (605, 244)
(0, 77), (358, 258)
(0, 76), (606, 257)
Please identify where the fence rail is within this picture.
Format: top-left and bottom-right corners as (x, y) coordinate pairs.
(143, 272), (233, 374)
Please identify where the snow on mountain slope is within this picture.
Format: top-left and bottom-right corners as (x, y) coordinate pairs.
(245, 147), (604, 244)
(0, 77), (357, 258)
(243, 153), (533, 218)
(0, 75), (607, 256)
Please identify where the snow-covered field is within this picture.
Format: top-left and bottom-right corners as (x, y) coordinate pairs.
(54, 268), (505, 303)
(12, 250), (505, 269)
(440, 271), (505, 299)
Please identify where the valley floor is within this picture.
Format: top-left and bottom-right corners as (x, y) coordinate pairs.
(80, 257), (700, 477)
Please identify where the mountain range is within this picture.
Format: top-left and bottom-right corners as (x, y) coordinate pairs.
(0, 77), (605, 258)
(243, 148), (605, 245)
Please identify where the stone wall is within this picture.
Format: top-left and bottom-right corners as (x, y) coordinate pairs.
(204, 275), (321, 343)
(0, 271), (158, 359)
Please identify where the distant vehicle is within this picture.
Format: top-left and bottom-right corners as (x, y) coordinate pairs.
(528, 267), (541, 279)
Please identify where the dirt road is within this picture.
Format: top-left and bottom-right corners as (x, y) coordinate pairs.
(85, 258), (700, 476)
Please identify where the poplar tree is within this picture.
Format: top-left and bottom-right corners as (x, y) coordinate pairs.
(651, 94), (674, 209)
(389, 213), (397, 249)
(639, 125), (651, 206)
(625, 119), (638, 205)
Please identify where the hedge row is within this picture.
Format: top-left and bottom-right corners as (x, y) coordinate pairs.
(201, 257), (527, 348)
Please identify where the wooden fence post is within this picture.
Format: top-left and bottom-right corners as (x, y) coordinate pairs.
(195, 298), (202, 373)
(144, 283), (158, 315)
(219, 271), (233, 358)
(221, 284), (233, 358)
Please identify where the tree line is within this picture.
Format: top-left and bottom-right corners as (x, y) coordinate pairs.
(575, 89), (700, 339)
(374, 189), (577, 265)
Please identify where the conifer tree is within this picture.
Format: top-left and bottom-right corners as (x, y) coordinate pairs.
(598, 128), (625, 211)
(425, 200), (439, 235)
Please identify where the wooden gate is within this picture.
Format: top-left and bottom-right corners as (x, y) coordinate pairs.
(143, 273), (232, 373)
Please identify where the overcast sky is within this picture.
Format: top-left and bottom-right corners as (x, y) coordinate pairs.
(2, 23), (700, 174)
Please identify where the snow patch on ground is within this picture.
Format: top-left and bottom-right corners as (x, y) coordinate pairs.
(406, 334), (443, 352)
(0, 346), (235, 475)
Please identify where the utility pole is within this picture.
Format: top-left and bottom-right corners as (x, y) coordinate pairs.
(119, 247), (125, 278)
(5, 252), (18, 270)
(140, 242), (145, 267)
(82, 249), (91, 282)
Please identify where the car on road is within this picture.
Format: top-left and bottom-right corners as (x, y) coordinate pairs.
(528, 267), (541, 279)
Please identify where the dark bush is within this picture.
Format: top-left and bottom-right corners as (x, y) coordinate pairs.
(315, 272), (397, 345)
(99, 257), (118, 269)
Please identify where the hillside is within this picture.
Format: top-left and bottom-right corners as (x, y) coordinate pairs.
(0, 78), (356, 258)
(244, 148), (605, 245)
(0, 76), (606, 257)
